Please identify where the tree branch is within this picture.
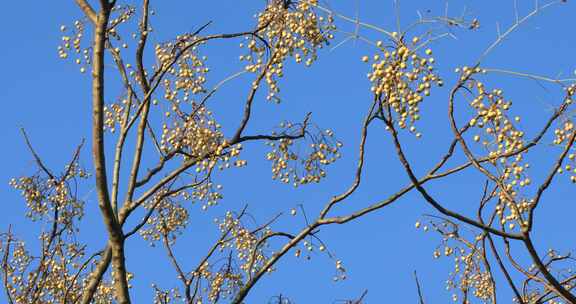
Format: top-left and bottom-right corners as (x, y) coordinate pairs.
(74, 0), (97, 24)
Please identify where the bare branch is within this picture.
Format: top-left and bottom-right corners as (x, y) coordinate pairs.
(523, 237), (576, 303)
(1, 227), (15, 304)
(484, 68), (576, 84)
(124, 0), (153, 208)
(384, 115), (523, 239)
(527, 130), (576, 230)
(231, 53), (277, 142)
(477, 0), (565, 62)
(74, 0), (97, 24)
(319, 98), (378, 219)
(79, 247), (111, 304)
(237, 112), (311, 143)
(20, 128), (56, 180)
(414, 271), (425, 304)
(89, 5), (130, 303)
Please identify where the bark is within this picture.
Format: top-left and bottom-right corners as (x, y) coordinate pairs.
(90, 7), (132, 304)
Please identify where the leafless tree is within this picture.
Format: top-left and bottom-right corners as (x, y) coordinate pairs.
(2, 0), (576, 303)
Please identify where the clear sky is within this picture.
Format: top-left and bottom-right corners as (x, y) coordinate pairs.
(1, 0), (575, 303)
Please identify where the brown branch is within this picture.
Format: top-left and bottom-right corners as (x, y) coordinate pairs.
(19, 135), (86, 298)
(237, 113), (311, 143)
(414, 271), (425, 304)
(74, 0), (97, 24)
(447, 78), (526, 227)
(188, 205), (249, 302)
(123, 176), (209, 239)
(231, 224), (319, 304)
(522, 237), (576, 303)
(107, 44), (140, 101)
(27, 215), (61, 302)
(319, 121), (473, 225)
(319, 99), (377, 219)
(91, 7), (118, 241)
(354, 290), (368, 304)
(134, 150), (182, 188)
(79, 247), (112, 304)
(318, 109), (530, 227)
(247, 232), (296, 280)
(105, 22), (274, 239)
(117, 23), (271, 223)
(110, 91), (133, 215)
(161, 231), (189, 301)
(477, 186), (499, 304)
(20, 128), (56, 180)
(119, 156), (206, 226)
(62, 139), (86, 181)
(476, 0), (564, 63)
(231, 52), (277, 143)
(521, 253), (575, 302)
(485, 225), (525, 303)
(501, 234), (551, 294)
(383, 116), (523, 239)
(446, 73), (576, 302)
(65, 248), (101, 303)
(124, 0), (152, 208)
(26, 142), (84, 301)
(90, 5), (131, 303)
(527, 130), (576, 231)
(534, 275), (576, 304)
(1, 227), (15, 304)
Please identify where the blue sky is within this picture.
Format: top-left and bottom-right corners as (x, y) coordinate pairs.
(1, 0), (575, 303)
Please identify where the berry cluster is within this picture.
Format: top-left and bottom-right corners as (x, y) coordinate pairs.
(10, 164), (87, 229)
(418, 220), (494, 303)
(365, 40), (443, 133)
(216, 211), (270, 275)
(155, 40), (209, 99)
(465, 77), (532, 229)
(140, 192), (189, 244)
(240, 0), (335, 102)
(266, 123), (342, 186)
